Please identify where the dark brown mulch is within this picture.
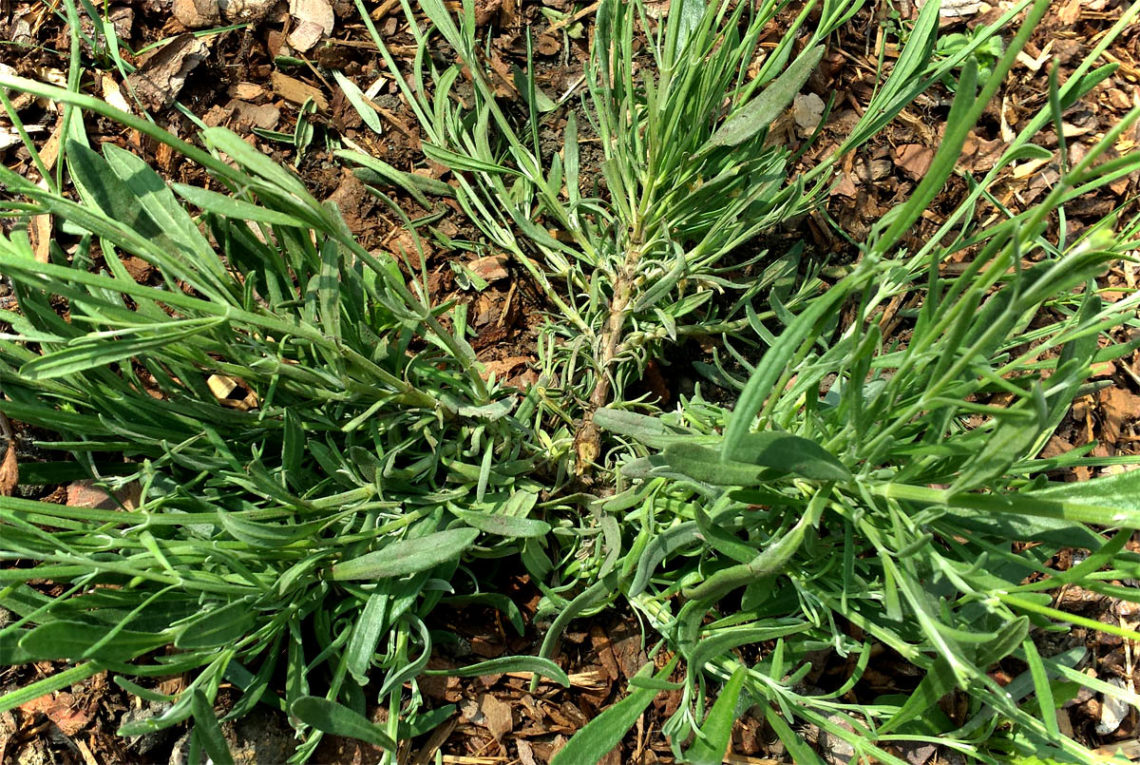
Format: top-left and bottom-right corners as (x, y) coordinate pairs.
(2, 0), (1140, 762)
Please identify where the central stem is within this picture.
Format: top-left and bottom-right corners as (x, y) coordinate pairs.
(574, 243), (644, 475)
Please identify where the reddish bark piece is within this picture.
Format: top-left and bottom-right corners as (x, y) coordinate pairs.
(19, 692), (92, 737)
(468, 254), (510, 283)
(1099, 387), (1140, 444)
(66, 480), (140, 511)
(960, 132), (1005, 173)
(477, 693), (513, 741)
(470, 634), (505, 658)
(589, 625), (621, 682)
(893, 143), (935, 181)
(0, 444), (16, 497)
(481, 356), (531, 381)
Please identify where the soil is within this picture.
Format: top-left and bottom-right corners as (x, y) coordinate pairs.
(2, 0), (1140, 762)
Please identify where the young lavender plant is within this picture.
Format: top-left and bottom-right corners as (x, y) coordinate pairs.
(346, 0), (1029, 476)
(573, 2), (1140, 759)
(0, 75), (564, 762)
(1, 0), (1139, 761)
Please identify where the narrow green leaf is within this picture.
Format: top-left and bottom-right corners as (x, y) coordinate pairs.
(173, 184), (310, 227)
(422, 143), (521, 175)
(102, 143), (218, 265)
(399, 705), (456, 738)
(1022, 639), (1061, 739)
(627, 674), (687, 691)
(706, 46), (824, 148)
(670, 0), (706, 55)
(629, 522), (701, 596)
(330, 528), (480, 580)
(175, 599), (255, 650)
(65, 139), (163, 242)
(683, 515), (811, 603)
(765, 706), (826, 764)
(689, 624), (812, 677)
(201, 127), (313, 200)
(951, 400), (1044, 493)
(685, 667), (746, 765)
(0, 629), (33, 664)
(723, 281), (853, 457)
(978, 615), (1031, 666)
(335, 150), (454, 205)
(1028, 469), (1140, 511)
(217, 513), (327, 549)
(876, 482), (1140, 530)
(726, 431), (851, 481)
(345, 591), (389, 687)
(289, 696), (397, 751)
(449, 507), (550, 538)
(593, 408), (712, 450)
(423, 655), (569, 686)
(550, 655), (679, 765)
(20, 317), (225, 380)
(594, 407), (674, 439)
(334, 71), (383, 134)
(316, 237), (342, 342)
(191, 690), (234, 765)
(564, 110), (580, 206)
(19, 621), (167, 661)
(663, 444), (770, 486)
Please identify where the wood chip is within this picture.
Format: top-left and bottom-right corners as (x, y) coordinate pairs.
(793, 92), (825, 136)
(75, 740), (100, 765)
(516, 740), (538, 765)
(477, 693), (513, 741)
(480, 356), (531, 381)
(468, 254), (510, 283)
(288, 20), (326, 52)
(1099, 387), (1140, 443)
(230, 100), (281, 130)
(1096, 677), (1131, 735)
(28, 209), (52, 264)
(174, 0), (277, 27)
(228, 81), (266, 100)
(271, 71), (328, 110)
(0, 122), (45, 150)
(126, 33), (211, 111)
(0, 441), (17, 497)
(289, 0), (334, 51)
(1012, 156), (1051, 180)
(590, 625), (621, 682)
(22, 119), (63, 264)
(173, 0), (221, 27)
(893, 143), (935, 181)
(960, 131), (1005, 173)
(854, 158), (891, 183)
(66, 480), (140, 510)
(937, 0), (987, 18)
(535, 34), (560, 55)
(100, 74), (132, 113)
(18, 692), (93, 737)
(207, 374), (260, 410)
(830, 173), (858, 198)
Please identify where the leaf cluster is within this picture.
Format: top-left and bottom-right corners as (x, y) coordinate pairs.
(1, 0), (1140, 761)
